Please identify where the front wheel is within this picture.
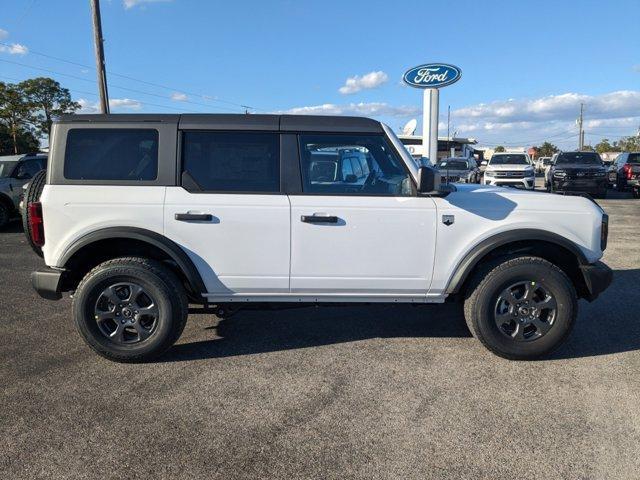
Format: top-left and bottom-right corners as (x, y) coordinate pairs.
(0, 203), (9, 229)
(72, 257), (188, 362)
(464, 256), (577, 360)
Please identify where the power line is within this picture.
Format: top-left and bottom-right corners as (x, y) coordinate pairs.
(0, 57), (243, 112)
(0, 74), (197, 113)
(0, 39), (263, 112)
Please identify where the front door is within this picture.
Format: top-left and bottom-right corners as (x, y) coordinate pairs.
(289, 133), (437, 299)
(164, 130), (290, 297)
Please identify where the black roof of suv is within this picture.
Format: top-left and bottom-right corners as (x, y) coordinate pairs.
(56, 114), (384, 133)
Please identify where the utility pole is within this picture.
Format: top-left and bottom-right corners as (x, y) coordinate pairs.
(577, 103), (584, 150)
(446, 105), (451, 156)
(90, 0), (109, 114)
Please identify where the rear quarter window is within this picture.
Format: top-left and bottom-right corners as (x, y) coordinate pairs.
(64, 129), (159, 181)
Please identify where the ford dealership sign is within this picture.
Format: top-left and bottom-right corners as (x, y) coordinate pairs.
(403, 63), (462, 89)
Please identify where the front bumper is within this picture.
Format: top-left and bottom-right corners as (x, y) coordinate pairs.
(31, 268), (65, 300)
(552, 178), (607, 193)
(484, 176), (535, 189)
(580, 261), (613, 302)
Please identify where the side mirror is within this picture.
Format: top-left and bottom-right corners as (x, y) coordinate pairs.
(481, 160), (488, 166)
(417, 166), (440, 194)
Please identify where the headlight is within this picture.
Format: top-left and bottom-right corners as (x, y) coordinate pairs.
(525, 167), (535, 177)
(553, 170), (566, 178)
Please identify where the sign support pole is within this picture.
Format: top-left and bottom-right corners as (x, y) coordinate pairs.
(422, 88), (439, 165)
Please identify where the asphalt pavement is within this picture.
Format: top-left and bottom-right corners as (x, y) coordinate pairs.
(1, 184), (639, 479)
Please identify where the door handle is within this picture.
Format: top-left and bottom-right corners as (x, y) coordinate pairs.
(175, 212), (213, 222)
(301, 213), (338, 224)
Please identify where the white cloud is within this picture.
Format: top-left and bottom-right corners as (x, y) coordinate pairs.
(171, 92), (188, 101)
(123, 0), (172, 9)
(280, 102), (420, 118)
(450, 90), (640, 149)
(452, 91), (640, 125)
(338, 71), (388, 95)
(0, 28), (28, 55)
(109, 98), (142, 110)
(77, 98), (142, 113)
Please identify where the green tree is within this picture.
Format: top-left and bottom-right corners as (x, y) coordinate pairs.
(494, 145), (506, 153)
(537, 141), (559, 157)
(594, 138), (617, 154)
(617, 135), (640, 152)
(20, 77), (80, 143)
(581, 144), (595, 152)
(0, 123), (39, 155)
(0, 82), (36, 154)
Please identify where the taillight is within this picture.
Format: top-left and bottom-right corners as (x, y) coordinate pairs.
(623, 163), (633, 180)
(28, 201), (45, 247)
(600, 213), (609, 251)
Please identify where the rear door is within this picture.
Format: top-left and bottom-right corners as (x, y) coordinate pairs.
(289, 133), (437, 299)
(164, 129), (290, 297)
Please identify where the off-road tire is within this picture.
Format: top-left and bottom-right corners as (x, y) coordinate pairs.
(464, 255), (577, 360)
(72, 257), (188, 362)
(21, 169), (47, 257)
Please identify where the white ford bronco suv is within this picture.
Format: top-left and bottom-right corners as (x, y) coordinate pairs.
(28, 114), (612, 362)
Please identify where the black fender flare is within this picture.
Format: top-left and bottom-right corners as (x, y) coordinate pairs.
(445, 229), (589, 294)
(59, 227), (206, 295)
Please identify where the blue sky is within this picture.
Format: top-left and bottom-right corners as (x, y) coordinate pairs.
(1, 0), (638, 149)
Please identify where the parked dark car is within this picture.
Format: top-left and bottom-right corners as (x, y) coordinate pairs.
(0, 153), (47, 228)
(609, 152), (640, 198)
(437, 157), (480, 184)
(546, 151), (608, 198)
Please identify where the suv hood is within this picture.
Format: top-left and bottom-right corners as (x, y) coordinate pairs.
(446, 182), (604, 213)
(554, 164), (606, 172)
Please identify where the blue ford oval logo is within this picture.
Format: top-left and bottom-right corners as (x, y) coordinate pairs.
(403, 63), (462, 89)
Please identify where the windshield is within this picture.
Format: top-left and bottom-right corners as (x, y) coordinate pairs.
(438, 160), (468, 170)
(382, 124), (418, 182)
(556, 152), (602, 165)
(490, 154), (528, 165)
(0, 161), (18, 178)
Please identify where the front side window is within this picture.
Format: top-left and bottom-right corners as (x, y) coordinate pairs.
(64, 129), (158, 181)
(15, 160), (42, 179)
(182, 131), (280, 192)
(299, 134), (412, 196)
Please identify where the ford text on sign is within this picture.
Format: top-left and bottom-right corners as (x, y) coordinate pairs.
(403, 64), (462, 89)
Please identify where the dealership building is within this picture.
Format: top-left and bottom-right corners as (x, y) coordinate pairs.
(399, 134), (483, 163)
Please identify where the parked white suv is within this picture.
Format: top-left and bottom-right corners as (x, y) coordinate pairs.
(483, 153), (536, 189)
(28, 114), (612, 362)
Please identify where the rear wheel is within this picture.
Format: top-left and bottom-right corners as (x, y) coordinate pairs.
(464, 256), (577, 360)
(22, 170), (47, 257)
(72, 257), (188, 362)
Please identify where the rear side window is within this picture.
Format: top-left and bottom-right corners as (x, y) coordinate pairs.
(182, 131), (280, 192)
(628, 154), (640, 164)
(64, 129), (158, 180)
